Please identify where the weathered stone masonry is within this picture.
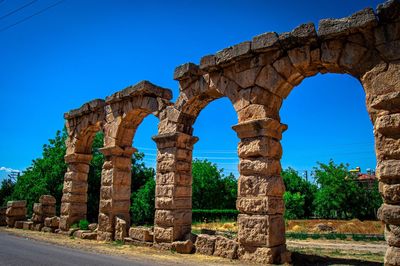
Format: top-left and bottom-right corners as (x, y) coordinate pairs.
(60, 1), (400, 264)
(60, 81), (172, 242)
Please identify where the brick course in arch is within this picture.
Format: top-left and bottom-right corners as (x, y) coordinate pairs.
(61, 1), (400, 264)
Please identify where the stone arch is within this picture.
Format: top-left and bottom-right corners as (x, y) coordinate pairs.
(96, 81), (172, 241)
(153, 1), (400, 264)
(60, 99), (105, 231)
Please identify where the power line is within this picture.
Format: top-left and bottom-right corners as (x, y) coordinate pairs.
(0, 0), (38, 21)
(0, 0), (64, 33)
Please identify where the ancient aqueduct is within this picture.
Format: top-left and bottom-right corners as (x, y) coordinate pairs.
(59, 1), (400, 264)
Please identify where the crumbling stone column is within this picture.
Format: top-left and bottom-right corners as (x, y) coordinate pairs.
(33, 195), (56, 224)
(362, 61), (400, 266)
(6, 200), (27, 227)
(232, 118), (290, 264)
(97, 145), (135, 241)
(60, 153), (92, 231)
(152, 132), (198, 245)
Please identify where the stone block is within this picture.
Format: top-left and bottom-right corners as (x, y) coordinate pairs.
(32, 223), (44, 231)
(362, 62), (400, 97)
(154, 209), (191, 227)
(33, 203), (42, 214)
(320, 40), (344, 71)
(238, 137), (282, 159)
(171, 240), (193, 254)
(255, 64), (291, 98)
(378, 204), (400, 225)
(6, 207), (26, 217)
(385, 246), (400, 266)
(238, 175), (285, 197)
(39, 195), (56, 205)
(23, 221), (33, 230)
(154, 226), (174, 243)
(173, 63), (202, 81)
(41, 226), (55, 233)
(380, 182), (400, 204)
(32, 214), (44, 223)
(370, 92), (400, 112)
(386, 224), (400, 247)
(81, 232), (98, 240)
(215, 41), (251, 65)
(195, 234), (216, 255)
(272, 56), (304, 86)
(129, 227), (153, 242)
(237, 214), (285, 247)
(7, 200), (26, 208)
(252, 32), (279, 52)
(377, 160), (400, 180)
(14, 220), (24, 229)
(115, 216), (127, 241)
(199, 55), (217, 71)
(44, 216), (60, 228)
(238, 244), (291, 264)
(67, 163), (90, 174)
(239, 158), (281, 176)
(61, 193), (87, 203)
(236, 196), (284, 214)
(88, 223), (98, 231)
(318, 8), (377, 39)
(376, 0), (400, 23)
(213, 236), (238, 259)
(376, 114), (400, 137)
(73, 229), (92, 238)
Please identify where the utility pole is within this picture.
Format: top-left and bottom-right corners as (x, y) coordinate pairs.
(303, 170), (308, 181)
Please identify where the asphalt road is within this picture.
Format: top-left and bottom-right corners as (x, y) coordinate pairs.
(0, 232), (155, 266)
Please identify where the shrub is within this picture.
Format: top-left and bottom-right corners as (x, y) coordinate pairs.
(79, 219), (89, 230)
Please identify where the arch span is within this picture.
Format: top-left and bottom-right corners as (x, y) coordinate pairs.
(153, 1), (400, 264)
(61, 0), (400, 264)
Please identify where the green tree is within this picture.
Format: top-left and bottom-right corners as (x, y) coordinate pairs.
(130, 177), (155, 225)
(192, 159), (237, 209)
(352, 179), (382, 220)
(9, 129), (67, 213)
(0, 177), (16, 206)
(313, 160), (362, 219)
(283, 192), (305, 219)
(86, 132), (104, 222)
(282, 167), (317, 218)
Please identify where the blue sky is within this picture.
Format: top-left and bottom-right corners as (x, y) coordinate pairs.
(0, 0), (382, 181)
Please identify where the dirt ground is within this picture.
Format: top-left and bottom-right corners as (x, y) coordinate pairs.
(1, 226), (386, 265)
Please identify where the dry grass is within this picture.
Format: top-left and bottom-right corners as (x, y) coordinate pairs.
(193, 219), (384, 235)
(192, 221), (237, 232)
(286, 219), (384, 234)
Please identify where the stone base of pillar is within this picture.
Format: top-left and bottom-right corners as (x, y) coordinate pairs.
(238, 244), (291, 264)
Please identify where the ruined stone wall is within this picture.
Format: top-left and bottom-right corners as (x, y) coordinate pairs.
(60, 0), (400, 264)
(153, 0), (400, 264)
(60, 81), (172, 242)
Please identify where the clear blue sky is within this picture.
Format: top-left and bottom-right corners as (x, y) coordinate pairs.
(0, 0), (382, 181)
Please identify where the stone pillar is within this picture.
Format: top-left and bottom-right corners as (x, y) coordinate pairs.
(361, 61), (400, 266)
(60, 153), (92, 231)
(97, 145), (135, 241)
(232, 118), (290, 264)
(152, 132), (198, 245)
